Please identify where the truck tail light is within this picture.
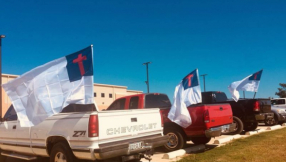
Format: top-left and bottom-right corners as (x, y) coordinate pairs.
(253, 101), (260, 111)
(88, 115), (99, 137)
(204, 109), (210, 123)
(159, 110), (164, 127)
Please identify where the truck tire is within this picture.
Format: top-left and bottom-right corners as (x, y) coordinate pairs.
(265, 115), (278, 126)
(191, 136), (211, 145)
(163, 128), (186, 152)
(50, 142), (77, 162)
(244, 122), (258, 131)
(230, 116), (243, 135)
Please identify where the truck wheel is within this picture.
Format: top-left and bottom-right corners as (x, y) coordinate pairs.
(191, 136), (211, 145)
(163, 128), (186, 152)
(265, 115), (278, 126)
(50, 142), (77, 162)
(244, 122), (258, 131)
(229, 116), (243, 135)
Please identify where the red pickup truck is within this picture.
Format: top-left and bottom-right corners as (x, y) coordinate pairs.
(106, 93), (235, 151)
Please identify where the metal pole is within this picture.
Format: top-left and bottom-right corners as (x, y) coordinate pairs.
(243, 91), (245, 99)
(200, 74), (207, 92)
(253, 92), (256, 99)
(0, 35), (5, 118)
(143, 62), (151, 93)
(146, 64), (149, 93)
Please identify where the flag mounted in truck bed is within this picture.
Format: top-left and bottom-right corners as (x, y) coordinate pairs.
(168, 69), (202, 128)
(228, 70), (263, 102)
(3, 45), (95, 127)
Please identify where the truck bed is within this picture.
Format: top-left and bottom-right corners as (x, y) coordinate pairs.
(183, 103), (233, 136)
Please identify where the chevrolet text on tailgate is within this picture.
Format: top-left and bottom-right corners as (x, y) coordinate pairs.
(106, 93), (235, 151)
(0, 104), (168, 162)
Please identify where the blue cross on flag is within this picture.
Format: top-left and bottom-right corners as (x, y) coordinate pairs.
(168, 69), (202, 128)
(3, 45), (95, 127)
(66, 47), (93, 82)
(248, 70), (262, 81)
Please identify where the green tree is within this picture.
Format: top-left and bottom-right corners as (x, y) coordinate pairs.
(275, 83), (286, 98)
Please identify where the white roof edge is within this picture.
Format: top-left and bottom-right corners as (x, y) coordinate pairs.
(93, 83), (127, 88)
(2, 73), (19, 77)
(127, 90), (143, 93)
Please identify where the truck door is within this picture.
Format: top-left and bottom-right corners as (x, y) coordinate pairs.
(0, 106), (18, 151)
(14, 120), (34, 154)
(0, 105), (34, 154)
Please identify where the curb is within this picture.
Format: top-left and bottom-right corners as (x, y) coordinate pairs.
(245, 131), (258, 135)
(162, 144), (205, 159)
(257, 129), (267, 133)
(213, 136), (233, 144)
(213, 135), (241, 144)
(266, 125), (282, 130)
(233, 134), (242, 139)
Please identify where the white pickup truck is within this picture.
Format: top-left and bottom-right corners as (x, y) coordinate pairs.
(0, 104), (168, 162)
(271, 98), (286, 108)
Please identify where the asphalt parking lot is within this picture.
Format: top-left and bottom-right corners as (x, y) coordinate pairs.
(4, 124), (283, 162)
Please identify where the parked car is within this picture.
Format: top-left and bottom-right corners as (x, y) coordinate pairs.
(270, 105), (286, 125)
(106, 93), (235, 151)
(271, 98), (286, 108)
(0, 104), (168, 162)
(201, 91), (274, 134)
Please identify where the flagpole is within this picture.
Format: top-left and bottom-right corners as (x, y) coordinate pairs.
(0, 35), (5, 118)
(253, 92), (257, 99)
(243, 91), (245, 99)
(143, 62), (151, 93)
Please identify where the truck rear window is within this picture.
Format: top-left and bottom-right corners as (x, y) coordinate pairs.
(61, 104), (96, 113)
(145, 94), (171, 109)
(212, 92), (228, 102)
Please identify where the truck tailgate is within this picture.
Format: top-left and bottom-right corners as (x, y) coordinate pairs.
(97, 109), (163, 145)
(259, 99), (272, 113)
(205, 103), (233, 129)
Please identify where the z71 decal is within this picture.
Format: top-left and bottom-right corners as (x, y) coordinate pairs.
(73, 131), (86, 137)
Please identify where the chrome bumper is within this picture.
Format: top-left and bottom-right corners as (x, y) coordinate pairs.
(94, 135), (168, 160)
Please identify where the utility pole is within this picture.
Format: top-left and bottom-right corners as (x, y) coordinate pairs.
(143, 62), (151, 93)
(0, 35), (5, 118)
(200, 74), (207, 92)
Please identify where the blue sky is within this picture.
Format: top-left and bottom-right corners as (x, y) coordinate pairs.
(1, 0), (285, 100)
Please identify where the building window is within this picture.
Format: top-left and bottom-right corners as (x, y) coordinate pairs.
(101, 93), (105, 98)
(109, 93), (112, 98)
(94, 93), (96, 97)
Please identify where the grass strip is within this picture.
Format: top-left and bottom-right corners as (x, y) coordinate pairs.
(178, 128), (286, 162)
